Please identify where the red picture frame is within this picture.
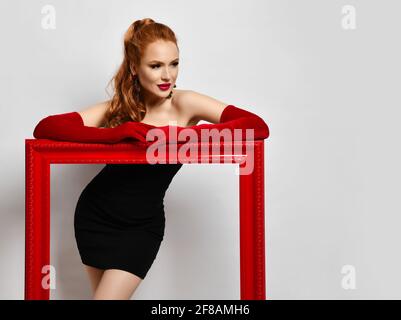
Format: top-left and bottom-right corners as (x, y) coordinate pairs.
(25, 139), (266, 300)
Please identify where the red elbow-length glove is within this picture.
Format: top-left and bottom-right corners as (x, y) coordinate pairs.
(198, 104), (270, 140)
(131, 104), (270, 144)
(33, 111), (145, 143)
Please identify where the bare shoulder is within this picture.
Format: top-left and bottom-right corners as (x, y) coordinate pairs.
(173, 89), (228, 124)
(77, 100), (111, 127)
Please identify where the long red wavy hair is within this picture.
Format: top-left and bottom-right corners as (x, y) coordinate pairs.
(103, 18), (179, 128)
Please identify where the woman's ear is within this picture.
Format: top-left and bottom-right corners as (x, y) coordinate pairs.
(129, 64), (137, 77)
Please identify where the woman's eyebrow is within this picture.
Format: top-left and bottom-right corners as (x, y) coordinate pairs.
(148, 58), (179, 64)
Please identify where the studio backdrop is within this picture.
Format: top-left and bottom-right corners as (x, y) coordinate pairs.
(1, 0), (400, 300)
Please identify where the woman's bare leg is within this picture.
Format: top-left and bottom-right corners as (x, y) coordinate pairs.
(84, 264), (105, 294)
(93, 269), (143, 300)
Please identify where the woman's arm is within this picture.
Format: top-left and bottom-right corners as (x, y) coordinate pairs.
(175, 90), (228, 125)
(174, 90), (270, 140)
(32, 106), (144, 143)
(77, 100), (110, 128)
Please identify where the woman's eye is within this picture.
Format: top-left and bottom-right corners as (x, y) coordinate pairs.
(150, 62), (179, 69)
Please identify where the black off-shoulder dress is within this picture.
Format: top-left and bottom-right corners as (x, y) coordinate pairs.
(74, 163), (183, 279)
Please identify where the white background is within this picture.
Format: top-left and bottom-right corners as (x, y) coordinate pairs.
(1, 0), (400, 299)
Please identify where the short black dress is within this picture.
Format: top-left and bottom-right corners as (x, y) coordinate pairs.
(74, 163), (183, 279)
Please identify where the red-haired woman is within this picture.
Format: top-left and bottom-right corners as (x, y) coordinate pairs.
(33, 18), (269, 299)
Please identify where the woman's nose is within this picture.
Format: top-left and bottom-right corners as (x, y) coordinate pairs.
(161, 68), (171, 80)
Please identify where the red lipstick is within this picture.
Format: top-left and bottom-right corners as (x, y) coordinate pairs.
(157, 83), (171, 91)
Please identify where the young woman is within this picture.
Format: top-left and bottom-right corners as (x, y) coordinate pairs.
(33, 18), (269, 300)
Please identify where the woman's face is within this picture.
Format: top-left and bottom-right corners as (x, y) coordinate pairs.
(135, 40), (179, 104)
